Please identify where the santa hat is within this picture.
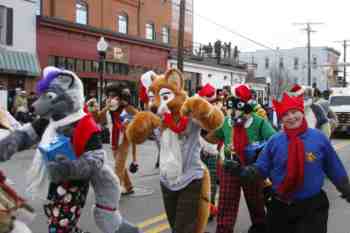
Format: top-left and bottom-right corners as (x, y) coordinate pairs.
(273, 92), (304, 119)
(232, 84), (252, 103)
(198, 83), (216, 102)
(289, 84), (305, 97)
(139, 71), (156, 103)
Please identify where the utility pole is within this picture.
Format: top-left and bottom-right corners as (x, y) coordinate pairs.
(293, 22), (323, 87)
(177, 0), (186, 72)
(334, 40), (350, 87)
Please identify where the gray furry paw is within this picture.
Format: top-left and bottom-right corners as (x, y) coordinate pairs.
(46, 161), (69, 183)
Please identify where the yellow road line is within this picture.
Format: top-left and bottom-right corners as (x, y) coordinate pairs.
(144, 223), (170, 233)
(137, 213), (167, 229)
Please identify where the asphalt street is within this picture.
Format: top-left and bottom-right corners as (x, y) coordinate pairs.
(1, 136), (350, 233)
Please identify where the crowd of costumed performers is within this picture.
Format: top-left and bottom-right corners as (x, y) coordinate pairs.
(0, 65), (348, 233)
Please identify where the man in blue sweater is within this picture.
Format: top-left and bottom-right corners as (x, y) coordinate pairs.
(229, 92), (350, 233)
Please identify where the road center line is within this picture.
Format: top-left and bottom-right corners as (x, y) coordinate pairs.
(144, 223), (170, 233)
(137, 213), (167, 229)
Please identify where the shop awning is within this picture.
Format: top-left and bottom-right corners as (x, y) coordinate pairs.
(0, 50), (41, 76)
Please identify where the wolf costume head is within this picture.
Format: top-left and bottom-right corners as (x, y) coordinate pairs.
(33, 66), (85, 120)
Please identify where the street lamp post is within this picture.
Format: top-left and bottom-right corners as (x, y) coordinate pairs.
(97, 37), (109, 107)
(266, 76), (271, 106)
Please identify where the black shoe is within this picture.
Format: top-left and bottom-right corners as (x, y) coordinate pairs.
(121, 189), (135, 196)
(248, 223), (267, 233)
(155, 162), (159, 169)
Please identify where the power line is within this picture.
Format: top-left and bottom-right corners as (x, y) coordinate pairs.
(168, 0), (334, 86)
(169, 0), (316, 65)
(168, 0), (277, 51)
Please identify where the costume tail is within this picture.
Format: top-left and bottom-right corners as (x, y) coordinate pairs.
(195, 167), (210, 233)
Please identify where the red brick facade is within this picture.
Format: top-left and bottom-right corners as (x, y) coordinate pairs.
(37, 17), (169, 75)
(37, 0), (193, 99)
(41, 0), (193, 49)
(37, 16), (170, 99)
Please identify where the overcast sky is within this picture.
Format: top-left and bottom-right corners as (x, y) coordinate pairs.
(193, 0), (350, 57)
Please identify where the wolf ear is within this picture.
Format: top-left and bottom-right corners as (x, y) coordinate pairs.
(165, 69), (184, 90)
(53, 74), (75, 90)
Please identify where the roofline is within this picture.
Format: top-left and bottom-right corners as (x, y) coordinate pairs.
(243, 46), (341, 56)
(168, 58), (247, 74)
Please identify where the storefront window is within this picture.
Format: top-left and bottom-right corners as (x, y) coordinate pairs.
(106, 62), (113, 74)
(57, 57), (66, 69)
(67, 58), (75, 71)
(92, 61), (99, 72)
(76, 59), (84, 72)
(120, 64), (129, 75)
(113, 63), (120, 74)
(48, 56), (56, 66)
(84, 60), (92, 72)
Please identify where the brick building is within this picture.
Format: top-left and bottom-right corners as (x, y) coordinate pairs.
(40, 0), (193, 48)
(37, 0), (193, 102)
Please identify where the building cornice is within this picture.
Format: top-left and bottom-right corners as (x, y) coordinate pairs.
(118, 0), (139, 8)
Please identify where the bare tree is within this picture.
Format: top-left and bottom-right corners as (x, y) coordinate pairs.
(269, 66), (294, 98)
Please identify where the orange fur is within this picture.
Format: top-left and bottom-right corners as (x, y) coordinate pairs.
(126, 112), (161, 144)
(195, 167), (211, 233)
(127, 68), (224, 233)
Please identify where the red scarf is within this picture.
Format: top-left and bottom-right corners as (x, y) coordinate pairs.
(233, 124), (249, 165)
(163, 112), (189, 134)
(72, 114), (101, 157)
(277, 118), (308, 198)
(109, 111), (123, 150)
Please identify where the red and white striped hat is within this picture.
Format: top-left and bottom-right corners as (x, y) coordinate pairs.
(289, 84), (305, 97)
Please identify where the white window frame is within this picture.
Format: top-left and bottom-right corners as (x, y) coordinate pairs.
(279, 57), (284, 68)
(76, 1), (88, 25)
(161, 26), (169, 44)
(312, 56), (317, 69)
(265, 57), (269, 69)
(145, 23), (155, 40)
(294, 57), (299, 70)
(0, 6), (6, 45)
(118, 14), (128, 34)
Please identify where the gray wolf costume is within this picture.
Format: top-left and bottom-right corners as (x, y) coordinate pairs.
(0, 67), (140, 233)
